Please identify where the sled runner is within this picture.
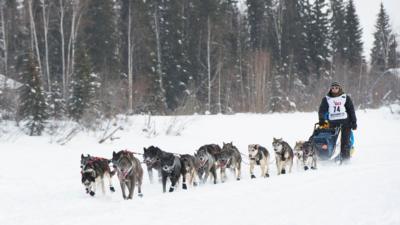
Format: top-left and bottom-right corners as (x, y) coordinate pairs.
(309, 123), (342, 161)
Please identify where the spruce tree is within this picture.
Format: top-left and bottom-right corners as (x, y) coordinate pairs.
(308, 0), (331, 80)
(68, 47), (100, 122)
(330, 0), (346, 59)
(343, 0), (363, 97)
(388, 36), (398, 69)
(370, 3), (393, 73)
(17, 53), (48, 136)
(344, 0), (363, 67)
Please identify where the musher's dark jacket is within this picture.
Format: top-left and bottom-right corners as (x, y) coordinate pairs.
(318, 90), (357, 129)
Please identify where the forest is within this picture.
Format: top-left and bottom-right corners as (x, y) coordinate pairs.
(0, 0), (398, 135)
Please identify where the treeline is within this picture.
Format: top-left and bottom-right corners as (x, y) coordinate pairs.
(0, 0), (399, 135)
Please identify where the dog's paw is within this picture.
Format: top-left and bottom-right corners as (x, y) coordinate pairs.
(265, 173), (270, 178)
(304, 166), (309, 171)
(138, 193), (143, 198)
(236, 177), (240, 181)
(89, 191), (95, 196)
(169, 187), (175, 192)
(281, 169), (286, 174)
(311, 166), (317, 170)
(110, 186), (115, 192)
(251, 174), (256, 179)
(85, 188), (89, 194)
(193, 182), (198, 187)
(182, 183), (187, 190)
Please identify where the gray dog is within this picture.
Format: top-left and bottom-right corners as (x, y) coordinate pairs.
(112, 150), (143, 200)
(217, 142), (242, 182)
(194, 144), (219, 184)
(272, 138), (294, 175)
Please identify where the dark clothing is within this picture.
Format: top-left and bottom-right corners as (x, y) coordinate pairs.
(318, 90), (357, 160)
(318, 92), (357, 129)
(329, 123), (352, 160)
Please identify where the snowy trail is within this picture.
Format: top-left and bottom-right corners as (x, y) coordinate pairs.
(0, 107), (399, 225)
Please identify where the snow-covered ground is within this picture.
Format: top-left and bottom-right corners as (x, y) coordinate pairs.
(1, 107), (400, 225)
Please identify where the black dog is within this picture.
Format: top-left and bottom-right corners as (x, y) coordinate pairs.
(143, 146), (165, 183)
(160, 152), (187, 193)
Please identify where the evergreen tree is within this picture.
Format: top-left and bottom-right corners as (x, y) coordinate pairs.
(388, 35), (399, 69)
(344, 0), (363, 67)
(48, 81), (66, 119)
(17, 53), (48, 136)
(68, 47), (100, 122)
(308, 0), (331, 80)
(343, 0), (363, 100)
(330, 0), (347, 62)
(246, 0), (267, 50)
(370, 3), (393, 73)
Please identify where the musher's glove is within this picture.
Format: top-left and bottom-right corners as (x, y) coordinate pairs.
(319, 120), (326, 126)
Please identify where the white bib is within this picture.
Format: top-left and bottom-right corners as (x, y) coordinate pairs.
(326, 94), (348, 120)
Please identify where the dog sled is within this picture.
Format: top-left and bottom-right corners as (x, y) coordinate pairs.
(309, 123), (342, 162)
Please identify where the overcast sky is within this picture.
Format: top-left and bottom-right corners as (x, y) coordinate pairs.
(354, 0), (400, 61)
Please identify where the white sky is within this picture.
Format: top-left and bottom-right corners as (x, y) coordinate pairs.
(354, 0), (400, 61)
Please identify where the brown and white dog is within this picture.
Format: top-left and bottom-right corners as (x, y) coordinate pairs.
(248, 144), (270, 178)
(80, 154), (115, 196)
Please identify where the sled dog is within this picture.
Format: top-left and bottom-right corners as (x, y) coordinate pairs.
(248, 144), (270, 178)
(294, 141), (317, 170)
(112, 150), (143, 199)
(143, 146), (165, 183)
(272, 138), (294, 175)
(217, 142), (242, 182)
(194, 144), (219, 184)
(160, 152), (186, 193)
(180, 154), (199, 186)
(81, 154), (115, 196)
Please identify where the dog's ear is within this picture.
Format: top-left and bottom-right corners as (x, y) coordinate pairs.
(112, 151), (116, 157)
(81, 154), (84, 159)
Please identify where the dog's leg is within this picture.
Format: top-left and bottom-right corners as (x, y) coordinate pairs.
(105, 172), (115, 192)
(276, 158), (281, 175)
(128, 177), (135, 199)
(220, 167), (226, 183)
(147, 167), (154, 184)
(120, 180), (127, 199)
(289, 158), (293, 173)
(311, 155), (317, 169)
(203, 168), (210, 184)
(236, 161), (241, 181)
(169, 177), (177, 192)
(162, 174), (168, 193)
(182, 172), (187, 190)
(137, 179), (143, 197)
(260, 161), (265, 178)
(250, 161), (256, 179)
(211, 166), (217, 184)
(265, 156), (270, 177)
(100, 177), (106, 195)
(157, 168), (162, 183)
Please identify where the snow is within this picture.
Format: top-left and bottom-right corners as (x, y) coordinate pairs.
(1, 107), (400, 225)
(0, 74), (22, 90)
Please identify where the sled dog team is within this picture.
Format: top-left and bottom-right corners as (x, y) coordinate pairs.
(80, 138), (317, 200)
